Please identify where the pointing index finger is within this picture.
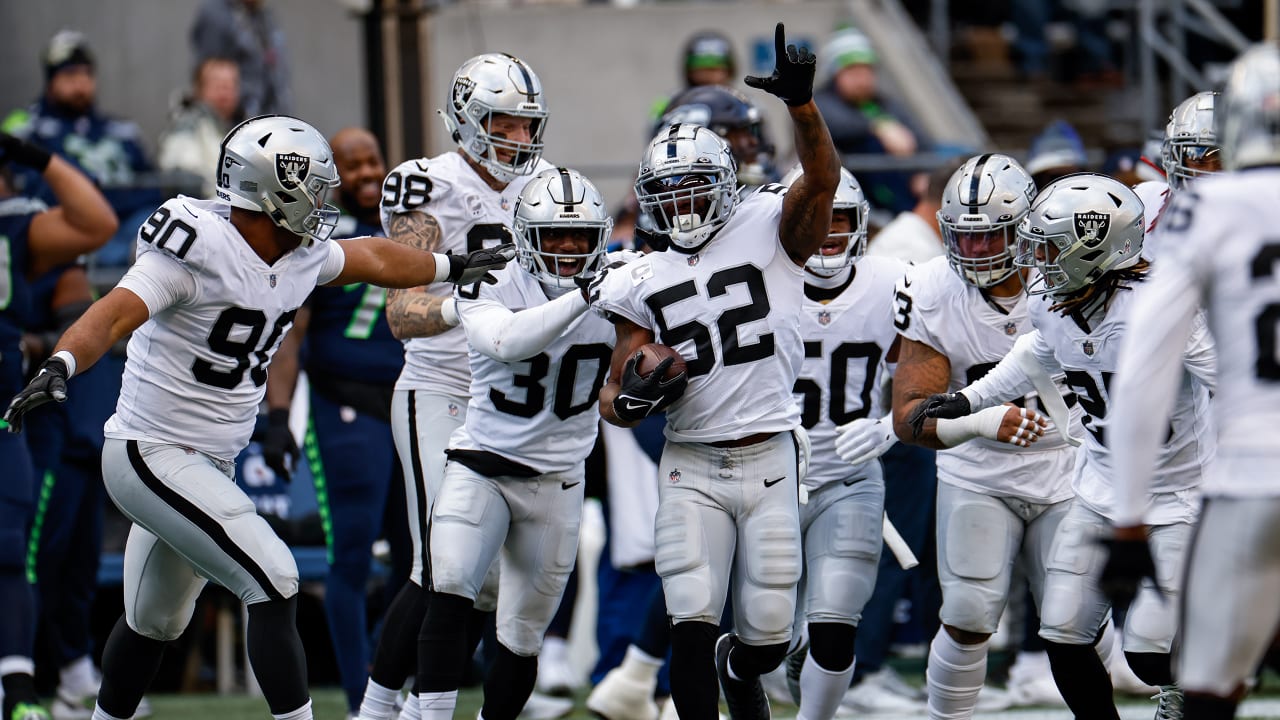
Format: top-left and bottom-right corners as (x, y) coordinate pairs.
(774, 22), (786, 59)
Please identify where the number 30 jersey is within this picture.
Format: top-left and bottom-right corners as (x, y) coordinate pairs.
(452, 266), (615, 473)
(595, 189), (805, 444)
(105, 196), (345, 461)
(381, 152), (553, 396)
(896, 256), (1078, 502)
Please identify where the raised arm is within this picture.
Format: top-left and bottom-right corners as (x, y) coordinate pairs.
(744, 23), (840, 265)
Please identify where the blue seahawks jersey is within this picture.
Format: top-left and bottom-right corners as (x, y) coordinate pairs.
(302, 214), (404, 384)
(0, 197), (43, 390)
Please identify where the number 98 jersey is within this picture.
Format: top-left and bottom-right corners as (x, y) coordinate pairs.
(104, 196), (346, 461)
(380, 153), (554, 396)
(594, 190), (805, 444)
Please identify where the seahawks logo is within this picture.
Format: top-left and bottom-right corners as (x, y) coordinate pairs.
(276, 153), (310, 190)
(1074, 211), (1110, 247)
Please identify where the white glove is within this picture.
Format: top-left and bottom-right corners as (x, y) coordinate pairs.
(834, 413), (897, 466)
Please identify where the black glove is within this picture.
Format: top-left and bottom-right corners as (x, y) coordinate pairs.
(576, 259), (627, 305)
(0, 132), (52, 172)
(612, 353), (688, 423)
(260, 408), (299, 484)
(1099, 534), (1162, 614)
(744, 23), (818, 107)
(633, 225), (668, 252)
(446, 243), (516, 285)
(906, 391), (971, 438)
(4, 355), (70, 433)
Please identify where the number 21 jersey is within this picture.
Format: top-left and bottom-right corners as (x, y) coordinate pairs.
(105, 197), (345, 461)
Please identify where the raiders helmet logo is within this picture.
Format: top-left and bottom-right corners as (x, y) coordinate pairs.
(1074, 211), (1110, 247)
(276, 153), (310, 190)
(453, 77), (476, 110)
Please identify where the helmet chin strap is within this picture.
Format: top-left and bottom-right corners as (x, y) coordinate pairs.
(805, 264), (852, 286)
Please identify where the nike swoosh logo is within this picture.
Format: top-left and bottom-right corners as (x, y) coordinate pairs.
(902, 277), (912, 288)
(763, 477), (785, 488)
(623, 400), (649, 411)
(843, 479), (860, 487)
(561, 481), (581, 490)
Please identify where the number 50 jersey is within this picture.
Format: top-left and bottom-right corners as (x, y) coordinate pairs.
(594, 189), (805, 443)
(381, 152), (553, 396)
(105, 196), (345, 461)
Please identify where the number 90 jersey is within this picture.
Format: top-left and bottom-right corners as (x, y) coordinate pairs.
(380, 152), (554, 396)
(796, 256), (906, 489)
(104, 197), (345, 461)
(452, 265), (616, 473)
(896, 256), (1078, 502)
(594, 190), (805, 443)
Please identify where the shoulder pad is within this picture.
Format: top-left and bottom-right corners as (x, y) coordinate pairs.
(135, 198), (212, 267)
(382, 159), (449, 216)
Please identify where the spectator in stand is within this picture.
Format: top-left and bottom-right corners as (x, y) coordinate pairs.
(2, 30), (162, 267)
(158, 57), (242, 197)
(1024, 120), (1089, 189)
(866, 159), (961, 264)
(814, 27), (926, 215)
(650, 30), (737, 122)
(191, 0), (292, 117)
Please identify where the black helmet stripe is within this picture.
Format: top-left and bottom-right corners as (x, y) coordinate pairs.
(968, 153), (992, 214)
(558, 167), (576, 212)
(666, 123), (682, 159)
(506, 54), (538, 102)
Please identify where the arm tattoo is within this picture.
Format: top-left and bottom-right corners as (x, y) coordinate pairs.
(384, 211), (454, 338)
(780, 105), (841, 264)
(892, 338), (952, 449)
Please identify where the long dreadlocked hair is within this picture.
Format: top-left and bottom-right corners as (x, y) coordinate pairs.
(1048, 258), (1151, 316)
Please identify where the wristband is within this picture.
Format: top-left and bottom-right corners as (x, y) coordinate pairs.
(935, 405), (1006, 447)
(431, 252), (453, 284)
(52, 350), (77, 378)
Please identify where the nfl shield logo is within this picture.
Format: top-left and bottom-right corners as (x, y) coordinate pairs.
(276, 152), (310, 190)
(268, 274), (277, 288)
(817, 310), (832, 326)
(687, 255), (700, 267)
(1074, 211), (1110, 247)
(668, 468), (682, 484)
(1082, 340), (1095, 356)
(447, 402), (459, 417)
(500, 197), (510, 211)
(1004, 321), (1017, 336)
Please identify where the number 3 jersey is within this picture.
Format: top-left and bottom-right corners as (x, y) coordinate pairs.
(105, 196), (345, 461)
(594, 190), (805, 443)
(797, 256), (905, 490)
(897, 256), (1079, 502)
(380, 152), (553, 396)
(452, 265), (615, 473)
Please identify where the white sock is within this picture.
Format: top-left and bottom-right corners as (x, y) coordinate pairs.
(357, 679), (401, 720)
(0, 656), (35, 677)
(272, 698), (313, 720)
(796, 653), (854, 720)
(925, 630), (989, 720)
(619, 645), (664, 685)
(398, 692), (422, 720)
(91, 707), (127, 720)
(60, 655), (96, 689)
(418, 689), (458, 720)
(542, 636), (569, 666)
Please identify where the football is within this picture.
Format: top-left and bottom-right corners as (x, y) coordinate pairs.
(635, 343), (687, 381)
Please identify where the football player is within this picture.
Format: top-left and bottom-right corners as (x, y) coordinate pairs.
(415, 167), (624, 720)
(1134, 91), (1221, 258)
(3, 114), (511, 720)
(1105, 43), (1280, 720)
(0, 131), (117, 720)
(262, 127), (412, 719)
(779, 165), (908, 720)
(355, 52), (558, 720)
(658, 85), (777, 188)
(914, 172), (1216, 719)
(891, 154), (1080, 719)
(592, 23), (840, 720)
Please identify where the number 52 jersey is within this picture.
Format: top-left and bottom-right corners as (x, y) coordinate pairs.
(105, 196), (346, 461)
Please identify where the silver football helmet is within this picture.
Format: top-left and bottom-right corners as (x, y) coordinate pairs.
(1218, 42), (1280, 171)
(1015, 173), (1144, 297)
(1162, 91), (1220, 190)
(937, 154), (1036, 288)
(440, 53), (549, 183)
(216, 114), (340, 245)
(512, 167), (613, 295)
(635, 123), (738, 252)
(780, 164), (869, 275)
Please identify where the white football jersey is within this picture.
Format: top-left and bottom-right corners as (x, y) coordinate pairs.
(896, 256), (1079, 502)
(1133, 180), (1172, 260)
(1120, 171), (1279, 500)
(381, 152), (554, 396)
(797, 256), (907, 489)
(1026, 288), (1214, 520)
(595, 188), (805, 443)
(105, 197), (345, 461)
(450, 265), (615, 473)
